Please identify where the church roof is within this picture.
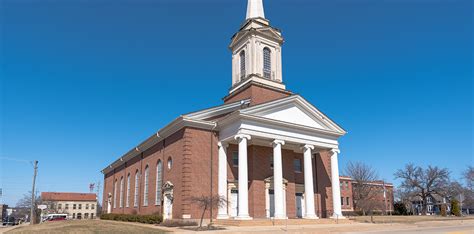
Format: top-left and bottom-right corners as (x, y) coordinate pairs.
(102, 95), (346, 174)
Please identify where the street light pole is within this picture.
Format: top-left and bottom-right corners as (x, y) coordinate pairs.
(30, 160), (38, 225)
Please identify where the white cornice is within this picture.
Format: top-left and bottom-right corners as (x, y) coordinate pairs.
(184, 99), (250, 120)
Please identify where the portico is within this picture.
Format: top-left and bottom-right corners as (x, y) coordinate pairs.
(215, 96), (346, 220)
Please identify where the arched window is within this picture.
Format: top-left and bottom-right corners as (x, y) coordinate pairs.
(240, 50), (246, 80)
(126, 173), (131, 207)
(113, 179), (117, 208)
(143, 165), (149, 206)
(119, 177), (124, 208)
(134, 170), (139, 207)
(156, 160), (163, 205)
(263, 47), (271, 79)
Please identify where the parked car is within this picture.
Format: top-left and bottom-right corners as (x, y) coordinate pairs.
(2, 216), (16, 226)
(43, 214), (67, 222)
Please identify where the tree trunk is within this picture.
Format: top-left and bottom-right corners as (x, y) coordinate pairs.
(199, 203), (208, 228)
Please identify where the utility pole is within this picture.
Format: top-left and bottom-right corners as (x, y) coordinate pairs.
(383, 180), (388, 216)
(96, 180), (101, 206)
(30, 160), (38, 225)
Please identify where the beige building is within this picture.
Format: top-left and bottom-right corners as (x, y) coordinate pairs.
(41, 192), (97, 219)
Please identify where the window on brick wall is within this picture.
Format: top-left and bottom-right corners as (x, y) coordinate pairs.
(232, 152), (238, 167)
(346, 197), (350, 206)
(156, 160), (163, 205)
(119, 176), (124, 208)
(134, 170), (140, 207)
(341, 197), (344, 206)
(143, 165), (149, 206)
(293, 158), (302, 172)
(126, 173), (131, 207)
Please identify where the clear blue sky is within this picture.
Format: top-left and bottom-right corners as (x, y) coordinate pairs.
(1, 0), (472, 206)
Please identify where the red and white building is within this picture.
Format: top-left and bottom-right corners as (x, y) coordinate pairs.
(339, 177), (394, 214)
(41, 192), (98, 220)
(102, 0), (348, 221)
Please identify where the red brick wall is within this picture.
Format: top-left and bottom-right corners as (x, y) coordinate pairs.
(340, 177), (354, 211)
(223, 83), (291, 106)
(103, 131), (335, 219)
(103, 129), (185, 217)
(184, 127), (219, 219)
(314, 150), (334, 218)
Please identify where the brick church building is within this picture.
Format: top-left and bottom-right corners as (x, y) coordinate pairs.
(102, 0), (347, 221)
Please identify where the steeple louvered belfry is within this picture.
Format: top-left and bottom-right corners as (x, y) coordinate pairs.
(224, 0), (291, 105)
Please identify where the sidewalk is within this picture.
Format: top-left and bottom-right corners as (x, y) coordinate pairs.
(164, 219), (474, 233)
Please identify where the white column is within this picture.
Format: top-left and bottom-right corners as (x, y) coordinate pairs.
(235, 134), (252, 220)
(272, 139), (286, 219)
(217, 142), (229, 219)
(303, 145), (318, 219)
(330, 149), (345, 219)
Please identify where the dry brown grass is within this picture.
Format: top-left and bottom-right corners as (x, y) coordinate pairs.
(6, 219), (167, 234)
(350, 215), (474, 224)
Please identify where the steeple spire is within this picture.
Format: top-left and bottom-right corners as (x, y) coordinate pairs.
(246, 0), (265, 19)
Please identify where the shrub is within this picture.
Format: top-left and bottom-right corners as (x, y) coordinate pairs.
(393, 202), (408, 215)
(100, 213), (163, 224)
(451, 199), (461, 216)
(161, 219), (198, 227)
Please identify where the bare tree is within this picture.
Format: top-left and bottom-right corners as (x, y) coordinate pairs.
(463, 166), (474, 191)
(394, 187), (417, 215)
(190, 195), (227, 228)
(394, 164), (449, 215)
(345, 162), (382, 215)
(458, 167), (474, 212)
(16, 191), (41, 223)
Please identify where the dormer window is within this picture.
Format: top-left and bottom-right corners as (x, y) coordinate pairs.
(240, 50), (246, 80)
(263, 47), (271, 79)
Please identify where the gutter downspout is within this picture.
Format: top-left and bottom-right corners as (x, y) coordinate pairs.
(209, 122), (217, 224)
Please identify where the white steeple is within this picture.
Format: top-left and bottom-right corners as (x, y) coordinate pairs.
(246, 0), (265, 19)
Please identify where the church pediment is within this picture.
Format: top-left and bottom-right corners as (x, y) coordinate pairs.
(240, 95), (346, 135)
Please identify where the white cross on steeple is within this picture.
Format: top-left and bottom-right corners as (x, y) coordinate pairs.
(246, 0), (265, 19)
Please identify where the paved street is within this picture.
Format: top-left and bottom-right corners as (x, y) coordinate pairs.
(343, 223), (474, 234)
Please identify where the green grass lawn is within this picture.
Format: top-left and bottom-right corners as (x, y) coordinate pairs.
(6, 219), (168, 234)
